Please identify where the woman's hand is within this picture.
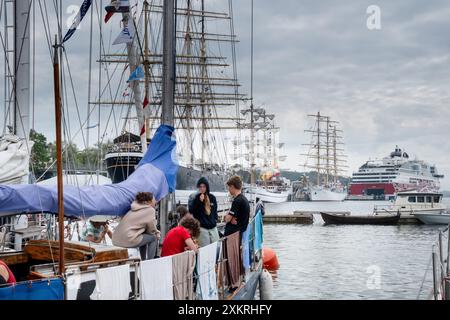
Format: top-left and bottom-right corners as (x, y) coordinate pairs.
(199, 193), (205, 202)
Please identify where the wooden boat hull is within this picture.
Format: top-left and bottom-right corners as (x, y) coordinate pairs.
(321, 212), (400, 225)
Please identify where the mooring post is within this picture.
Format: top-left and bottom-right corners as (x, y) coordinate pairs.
(432, 247), (438, 300)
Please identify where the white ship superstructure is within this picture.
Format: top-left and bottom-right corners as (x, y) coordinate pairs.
(349, 146), (443, 199)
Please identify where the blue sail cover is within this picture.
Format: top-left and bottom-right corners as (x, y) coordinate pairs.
(0, 278), (64, 300)
(0, 125), (178, 218)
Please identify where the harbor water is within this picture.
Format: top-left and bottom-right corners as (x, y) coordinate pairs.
(263, 199), (450, 299)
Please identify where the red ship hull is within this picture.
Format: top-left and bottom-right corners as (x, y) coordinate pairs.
(349, 183), (396, 196)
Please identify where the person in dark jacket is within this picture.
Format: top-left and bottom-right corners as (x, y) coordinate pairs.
(188, 177), (220, 247)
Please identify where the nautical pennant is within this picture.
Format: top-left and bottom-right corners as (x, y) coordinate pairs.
(63, 0), (92, 43)
(104, 0), (130, 23)
(122, 85), (130, 97)
(143, 95), (149, 109)
(87, 123), (99, 129)
(127, 65), (145, 82)
(113, 23), (135, 45)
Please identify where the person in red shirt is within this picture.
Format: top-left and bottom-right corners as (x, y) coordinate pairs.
(0, 260), (16, 286)
(161, 216), (200, 257)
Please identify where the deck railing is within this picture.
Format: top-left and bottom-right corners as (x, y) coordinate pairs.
(430, 226), (450, 300)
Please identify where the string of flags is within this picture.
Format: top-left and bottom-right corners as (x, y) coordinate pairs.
(127, 65), (145, 82)
(65, 0), (149, 138)
(105, 0), (130, 23)
(113, 22), (135, 45)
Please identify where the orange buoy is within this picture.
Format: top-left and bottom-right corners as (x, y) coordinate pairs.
(262, 247), (279, 271)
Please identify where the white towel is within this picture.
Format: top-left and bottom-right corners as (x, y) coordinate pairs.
(197, 242), (219, 300)
(140, 256), (173, 300)
(90, 264), (131, 300)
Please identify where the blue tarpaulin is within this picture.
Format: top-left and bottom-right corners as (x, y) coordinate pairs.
(0, 278), (64, 300)
(0, 125), (178, 218)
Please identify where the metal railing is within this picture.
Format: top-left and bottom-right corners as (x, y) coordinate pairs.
(431, 226), (450, 300)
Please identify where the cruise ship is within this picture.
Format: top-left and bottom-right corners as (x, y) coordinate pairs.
(348, 146), (444, 200)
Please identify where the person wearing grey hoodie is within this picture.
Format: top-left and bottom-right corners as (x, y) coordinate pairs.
(112, 192), (160, 260)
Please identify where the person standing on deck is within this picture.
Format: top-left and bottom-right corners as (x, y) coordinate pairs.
(224, 175), (250, 237)
(189, 177), (220, 247)
(0, 260), (16, 285)
(112, 192), (160, 260)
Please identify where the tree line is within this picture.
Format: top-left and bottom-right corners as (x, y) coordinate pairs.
(29, 129), (112, 179)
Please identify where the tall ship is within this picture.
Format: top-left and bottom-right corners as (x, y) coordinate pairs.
(103, 0), (245, 201)
(348, 146), (443, 200)
(301, 112), (348, 201)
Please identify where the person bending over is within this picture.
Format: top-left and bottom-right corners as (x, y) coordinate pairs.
(161, 216), (200, 257)
(113, 192), (160, 260)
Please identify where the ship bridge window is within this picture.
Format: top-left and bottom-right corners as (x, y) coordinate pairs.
(426, 196), (432, 203)
(434, 196), (441, 203)
(408, 196), (416, 203)
(417, 196), (425, 203)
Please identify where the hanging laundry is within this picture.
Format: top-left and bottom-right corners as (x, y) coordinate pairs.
(196, 242), (219, 300)
(90, 264), (131, 300)
(140, 256), (173, 300)
(172, 251), (196, 300)
(223, 232), (242, 289)
(254, 211), (263, 251)
(113, 22), (135, 45)
(127, 65), (145, 82)
(63, 0), (92, 43)
(242, 226), (251, 270)
(105, 0), (130, 23)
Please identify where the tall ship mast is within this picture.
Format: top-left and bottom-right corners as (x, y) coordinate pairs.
(99, 0), (244, 201)
(301, 112), (348, 201)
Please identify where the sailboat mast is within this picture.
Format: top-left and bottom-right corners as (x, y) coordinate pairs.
(13, 0), (31, 142)
(200, 0), (207, 168)
(333, 125), (338, 183)
(325, 116), (330, 185)
(160, 0), (176, 238)
(184, 0), (194, 167)
(53, 37), (64, 275)
(316, 112), (320, 186)
(162, 0), (175, 126)
(249, 0), (256, 185)
(144, 0), (151, 141)
(123, 10), (146, 152)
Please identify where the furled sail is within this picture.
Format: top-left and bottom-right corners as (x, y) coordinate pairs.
(0, 125), (178, 218)
(0, 135), (33, 185)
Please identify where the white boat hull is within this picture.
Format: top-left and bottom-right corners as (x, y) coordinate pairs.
(413, 212), (450, 225)
(244, 187), (289, 203)
(310, 187), (347, 201)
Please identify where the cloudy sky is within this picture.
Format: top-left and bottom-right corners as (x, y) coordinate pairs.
(233, 0), (450, 189)
(2, 0), (450, 188)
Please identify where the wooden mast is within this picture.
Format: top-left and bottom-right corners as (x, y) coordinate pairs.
(53, 36), (64, 275)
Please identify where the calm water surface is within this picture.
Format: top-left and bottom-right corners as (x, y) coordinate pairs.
(262, 199), (450, 299)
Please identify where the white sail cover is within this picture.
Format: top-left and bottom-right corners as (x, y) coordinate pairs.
(0, 125), (178, 218)
(0, 135), (33, 184)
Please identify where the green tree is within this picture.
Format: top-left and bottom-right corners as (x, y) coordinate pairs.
(29, 129), (51, 177)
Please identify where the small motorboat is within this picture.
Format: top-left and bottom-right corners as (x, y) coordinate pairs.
(321, 212), (400, 225)
(413, 212), (450, 225)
